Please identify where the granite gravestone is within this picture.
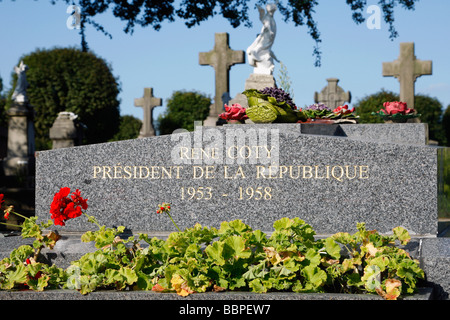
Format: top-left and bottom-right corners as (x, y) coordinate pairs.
(36, 123), (442, 237)
(1, 122), (446, 299)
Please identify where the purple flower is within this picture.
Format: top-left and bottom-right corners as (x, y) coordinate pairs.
(306, 103), (331, 111)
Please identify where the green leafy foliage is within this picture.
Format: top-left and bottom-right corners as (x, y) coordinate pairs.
(156, 90), (211, 135)
(0, 245), (66, 291)
(27, 0), (418, 66)
(109, 115), (142, 141)
(0, 217), (425, 300)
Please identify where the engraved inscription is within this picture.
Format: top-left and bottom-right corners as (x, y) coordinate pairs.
(91, 145), (370, 202)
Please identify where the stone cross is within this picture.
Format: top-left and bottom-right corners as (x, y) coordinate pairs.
(314, 78), (351, 109)
(134, 88), (162, 138)
(382, 42), (432, 110)
(199, 33), (245, 117)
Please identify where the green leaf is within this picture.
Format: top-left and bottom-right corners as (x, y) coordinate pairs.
(273, 217), (296, 231)
(304, 248), (321, 267)
(120, 267), (138, 285)
(81, 256), (98, 275)
(26, 262), (43, 278)
(271, 264), (293, 277)
(79, 275), (99, 295)
(243, 261), (266, 280)
(27, 274), (50, 292)
(331, 232), (355, 245)
(4, 264), (28, 289)
(267, 96), (278, 105)
(362, 265), (382, 291)
(249, 278), (268, 293)
(301, 265), (327, 290)
(392, 226), (411, 245)
(228, 276), (246, 290)
(205, 241), (225, 266)
(9, 245), (34, 265)
(135, 272), (152, 290)
(324, 237), (341, 259)
(20, 217), (42, 240)
(396, 258), (424, 291)
(223, 236), (251, 261)
(346, 273), (363, 288)
(219, 219), (252, 235)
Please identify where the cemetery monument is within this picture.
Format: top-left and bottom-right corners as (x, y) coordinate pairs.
(2, 61), (35, 177)
(314, 78), (351, 109)
(382, 42), (432, 110)
(229, 4), (279, 110)
(199, 33), (245, 126)
(246, 3), (279, 75)
(134, 87), (162, 138)
(0, 121), (440, 300)
(49, 112), (84, 149)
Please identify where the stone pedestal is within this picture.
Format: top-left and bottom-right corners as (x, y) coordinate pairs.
(230, 73), (277, 109)
(228, 74), (277, 124)
(3, 102), (35, 176)
(49, 112), (82, 149)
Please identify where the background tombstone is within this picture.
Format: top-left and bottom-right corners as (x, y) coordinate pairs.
(3, 61), (35, 178)
(49, 111), (84, 149)
(134, 87), (162, 138)
(314, 78), (351, 109)
(199, 33), (245, 126)
(382, 42), (432, 110)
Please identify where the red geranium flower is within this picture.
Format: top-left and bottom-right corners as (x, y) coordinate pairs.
(50, 187), (88, 226)
(0, 194), (4, 206)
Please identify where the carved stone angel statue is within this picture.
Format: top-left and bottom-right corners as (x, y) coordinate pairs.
(12, 61), (29, 103)
(246, 3), (279, 75)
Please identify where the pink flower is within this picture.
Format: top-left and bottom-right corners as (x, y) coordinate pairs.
(333, 105), (354, 115)
(219, 104), (248, 121)
(381, 101), (414, 115)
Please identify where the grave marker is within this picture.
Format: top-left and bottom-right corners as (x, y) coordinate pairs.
(36, 123), (442, 237)
(3, 61), (35, 177)
(6, 122), (447, 298)
(314, 78), (351, 109)
(199, 33), (245, 122)
(382, 42), (432, 110)
(134, 87), (162, 138)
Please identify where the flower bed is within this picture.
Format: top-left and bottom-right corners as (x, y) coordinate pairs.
(0, 189), (426, 300)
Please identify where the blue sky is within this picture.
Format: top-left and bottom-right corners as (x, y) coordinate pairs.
(1, 0), (449, 125)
